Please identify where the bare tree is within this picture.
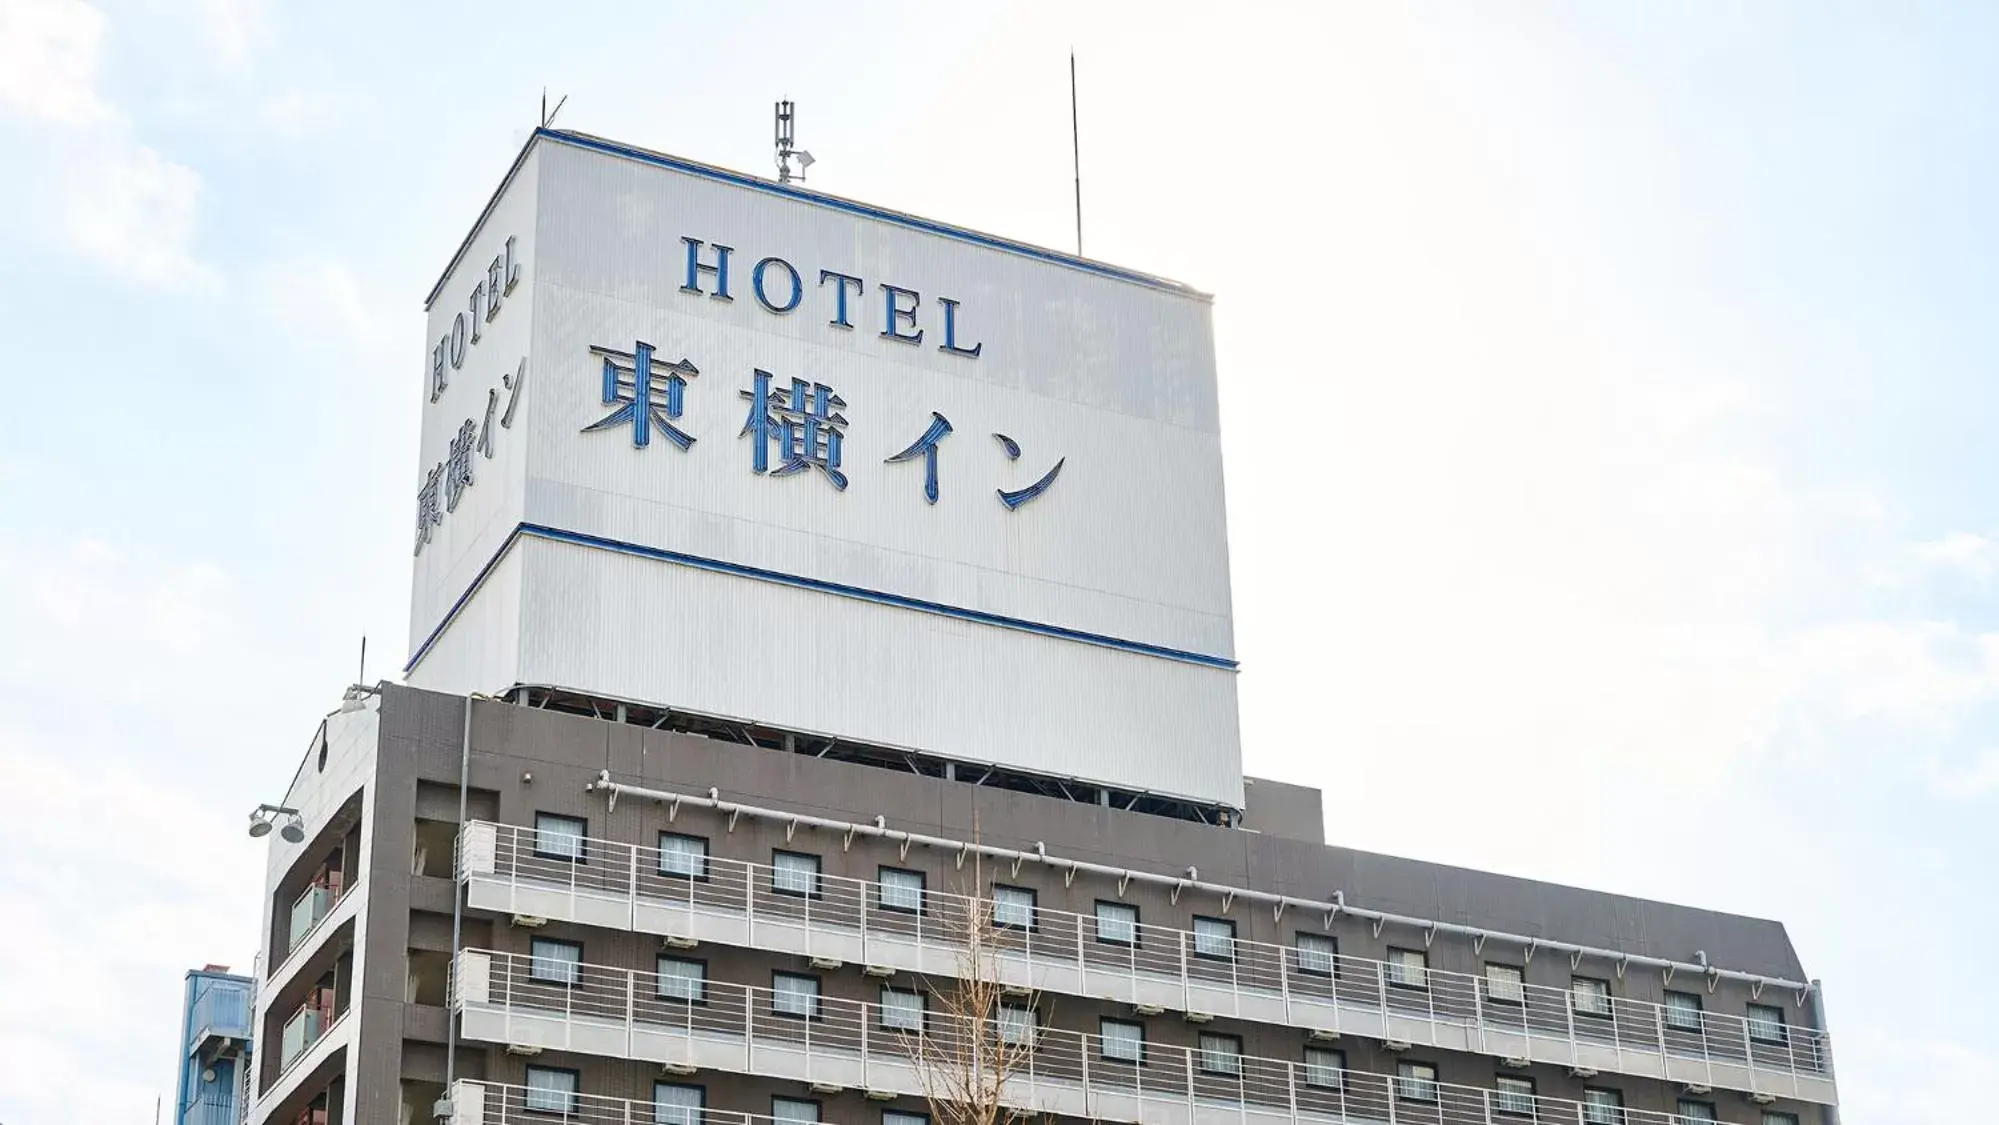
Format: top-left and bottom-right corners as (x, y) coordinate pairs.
(899, 849), (1044, 1125)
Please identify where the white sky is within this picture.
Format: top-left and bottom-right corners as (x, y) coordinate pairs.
(1, 2), (1994, 1122)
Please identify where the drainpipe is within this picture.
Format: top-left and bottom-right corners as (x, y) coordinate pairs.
(438, 692), (488, 1122)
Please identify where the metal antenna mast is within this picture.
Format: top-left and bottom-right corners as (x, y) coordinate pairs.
(1070, 51), (1083, 256)
(775, 100), (815, 183)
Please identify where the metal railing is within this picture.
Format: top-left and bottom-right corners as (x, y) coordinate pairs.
(460, 822), (1832, 1097)
(454, 954), (1783, 1125)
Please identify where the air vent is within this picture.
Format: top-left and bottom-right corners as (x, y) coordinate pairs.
(809, 957), (844, 971)
(1133, 1004), (1166, 1017)
(1308, 1029), (1341, 1043)
(664, 935), (699, 950)
(505, 1044), (543, 1056)
(1183, 1011), (1214, 1024)
(509, 915), (548, 928)
(1568, 1067), (1598, 1079)
(660, 1062), (697, 1077)
(1382, 1039), (1411, 1052)
(1500, 1057), (1529, 1069)
(809, 1083), (843, 1096)
(863, 965), (895, 978)
(864, 1091), (896, 1102)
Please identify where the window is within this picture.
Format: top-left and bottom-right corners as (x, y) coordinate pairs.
(1192, 916), (1236, 960)
(772, 851), (822, 898)
(1676, 1100), (1718, 1123)
(528, 938), (583, 986)
(1571, 977), (1612, 1018)
(1095, 901), (1139, 946)
(1495, 1075), (1536, 1118)
(772, 972), (820, 1019)
(524, 1066), (580, 1115)
(654, 1083), (704, 1125)
(1198, 1033), (1243, 1076)
(657, 957), (706, 1003)
(658, 833), (709, 879)
(1295, 933), (1337, 977)
(1394, 1061), (1439, 1103)
(1582, 1088), (1625, 1125)
(997, 1004), (1037, 1046)
(772, 1099), (819, 1125)
(1485, 964), (1525, 1005)
(881, 987), (925, 1031)
(1303, 1047), (1345, 1089)
(878, 867), (925, 913)
(533, 813), (586, 862)
(1747, 1003), (1788, 1044)
(1761, 1114), (1799, 1125)
(1388, 947), (1429, 990)
(883, 1114), (929, 1125)
(1100, 1017), (1145, 1063)
(992, 885), (1036, 930)
(1664, 991), (1704, 1033)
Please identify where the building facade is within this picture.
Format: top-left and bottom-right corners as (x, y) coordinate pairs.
(177, 965), (255, 1125)
(246, 128), (1837, 1125)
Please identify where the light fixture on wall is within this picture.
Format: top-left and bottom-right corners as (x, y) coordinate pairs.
(247, 803), (306, 843)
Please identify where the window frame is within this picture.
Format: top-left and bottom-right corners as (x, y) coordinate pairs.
(1571, 976), (1613, 1019)
(1484, 962), (1526, 1006)
(524, 1065), (582, 1116)
(1294, 932), (1338, 978)
(771, 1098), (821, 1125)
(879, 986), (926, 1032)
(996, 1002), (1038, 1046)
(771, 971), (822, 1021)
(1099, 1016), (1146, 1064)
(1302, 1046), (1346, 1090)
(1191, 915), (1237, 962)
(655, 955), (707, 1004)
(1581, 1087), (1626, 1125)
(532, 813), (588, 864)
(1663, 990), (1704, 1033)
(882, 1113), (929, 1125)
(1760, 1114), (1800, 1125)
(527, 937), (584, 987)
(1094, 900), (1139, 947)
(653, 1082), (706, 1125)
(1394, 1060), (1440, 1103)
(1676, 1098), (1718, 1123)
(657, 832), (710, 881)
(991, 884), (1038, 932)
(1387, 946), (1430, 991)
(771, 850), (823, 899)
(1746, 1003), (1789, 1044)
(1197, 1031), (1245, 1076)
(877, 866), (926, 914)
(1494, 1074), (1537, 1118)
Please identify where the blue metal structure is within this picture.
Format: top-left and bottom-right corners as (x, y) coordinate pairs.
(176, 966), (254, 1125)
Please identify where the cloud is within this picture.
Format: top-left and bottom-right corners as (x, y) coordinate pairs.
(1912, 531), (1999, 581)
(61, 137), (215, 287)
(194, 0), (265, 67)
(1926, 749), (1999, 802)
(0, 0), (112, 125)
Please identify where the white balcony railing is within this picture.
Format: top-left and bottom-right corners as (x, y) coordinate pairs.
(278, 1003), (329, 1074)
(453, 950), (1809, 1125)
(457, 822), (1834, 1104)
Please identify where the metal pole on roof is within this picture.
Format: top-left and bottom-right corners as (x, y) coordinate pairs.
(1070, 51), (1084, 257)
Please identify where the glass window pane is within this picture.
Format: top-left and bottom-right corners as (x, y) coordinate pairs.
(1761, 1115), (1798, 1125)
(1486, 964), (1524, 1003)
(1573, 978), (1611, 1016)
(1096, 902), (1138, 945)
(997, 1005), (1036, 1045)
(1394, 1062), (1437, 1102)
(525, 1067), (578, 1113)
(1495, 1076), (1535, 1116)
(1198, 1033), (1242, 1075)
(1389, 948), (1428, 989)
(1295, 933), (1336, 977)
(1303, 1048), (1345, 1088)
(658, 958), (705, 1002)
(992, 886), (1036, 929)
(879, 868), (924, 912)
(772, 1099), (819, 1125)
(1665, 991), (1703, 1031)
(773, 974), (819, 1018)
(1677, 1100), (1718, 1123)
(773, 852), (821, 897)
(535, 814), (586, 861)
(530, 939), (581, 985)
(1101, 1019), (1143, 1062)
(881, 988), (924, 1030)
(1747, 1004), (1787, 1043)
(883, 1114), (928, 1125)
(1583, 1089), (1624, 1125)
(1193, 917), (1235, 960)
(655, 1084), (703, 1125)
(659, 834), (708, 879)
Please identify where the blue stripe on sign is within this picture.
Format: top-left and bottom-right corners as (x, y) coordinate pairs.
(403, 522), (1240, 674)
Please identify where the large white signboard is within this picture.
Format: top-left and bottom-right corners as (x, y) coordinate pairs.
(406, 131), (1243, 809)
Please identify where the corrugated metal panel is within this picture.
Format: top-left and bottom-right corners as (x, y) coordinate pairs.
(405, 136), (1245, 808)
(516, 538), (1244, 808)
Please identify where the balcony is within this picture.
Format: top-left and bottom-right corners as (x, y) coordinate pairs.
(453, 950), (1807, 1125)
(289, 878), (341, 953)
(187, 978), (254, 1059)
(458, 822), (1835, 1104)
(279, 991), (337, 1075)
